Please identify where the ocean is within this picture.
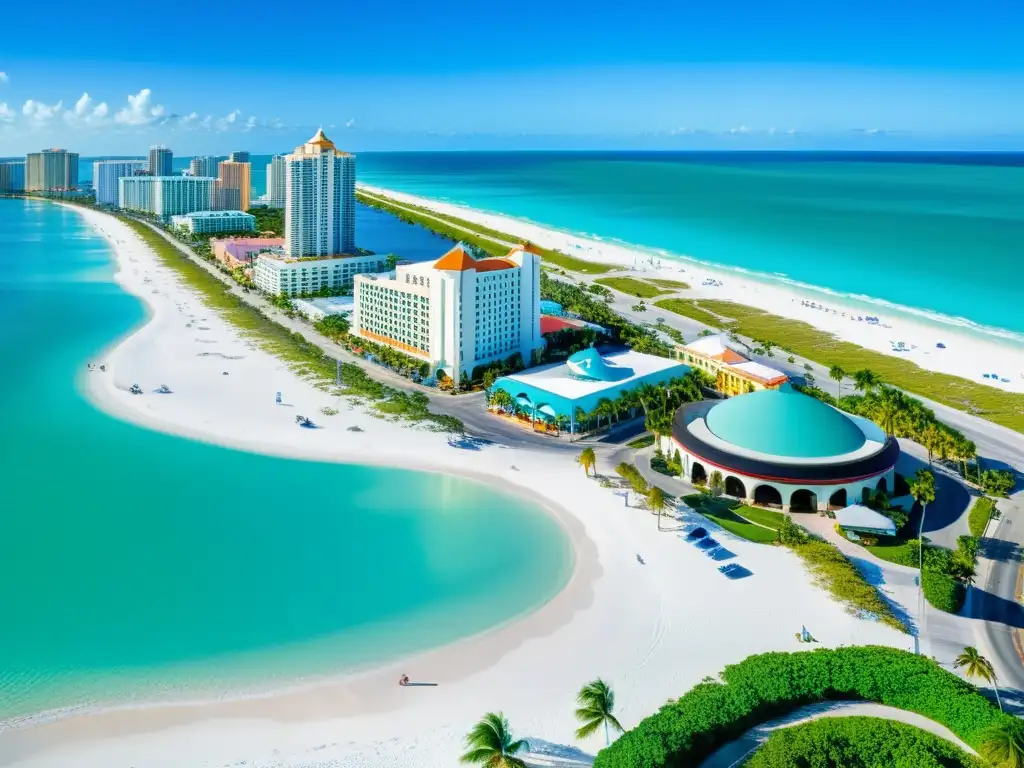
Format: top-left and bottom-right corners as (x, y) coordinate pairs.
(0, 198), (571, 722)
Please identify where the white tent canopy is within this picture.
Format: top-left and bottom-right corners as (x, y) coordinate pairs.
(836, 504), (897, 536)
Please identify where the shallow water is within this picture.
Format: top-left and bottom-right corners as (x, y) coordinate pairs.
(0, 199), (571, 722)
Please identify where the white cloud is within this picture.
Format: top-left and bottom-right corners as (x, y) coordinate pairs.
(215, 109), (241, 131)
(243, 115), (258, 132)
(345, 118), (356, 129)
(63, 92), (109, 126)
(115, 88), (166, 126)
(0, 103), (14, 123)
(0, 72), (8, 83)
(22, 99), (63, 126)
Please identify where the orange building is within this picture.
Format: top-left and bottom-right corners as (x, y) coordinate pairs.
(217, 160), (251, 211)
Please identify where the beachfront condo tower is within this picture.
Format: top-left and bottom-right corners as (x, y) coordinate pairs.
(0, 161), (26, 193)
(93, 160), (147, 206)
(25, 149), (79, 191)
(229, 151), (250, 164)
(217, 160), (251, 211)
(148, 146), (173, 176)
(119, 176), (215, 219)
(189, 156), (221, 178)
(266, 155), (286, 208)
(352, 243), (543, 380)
(285, 129), (356, 257)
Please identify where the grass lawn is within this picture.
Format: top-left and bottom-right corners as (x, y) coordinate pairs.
(654, 297), (1024, 434)
(626, 434), (656, 449)
(865, 540), (917, 568)
(646, 277), (691, 290)
(683, 495), (779, 543)
(357, 190), (614, 275)
(734, 506), (785, 529)
(595, 276), (670, 299)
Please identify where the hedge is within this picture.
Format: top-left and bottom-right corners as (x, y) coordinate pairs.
(922, 571), (967, 614)
(593, 646), (1011, 767)
(967, 497), (997, 538)
(745, 716), (985, 768)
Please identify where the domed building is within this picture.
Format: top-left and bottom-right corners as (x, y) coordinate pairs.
(670, 384), (899, 511)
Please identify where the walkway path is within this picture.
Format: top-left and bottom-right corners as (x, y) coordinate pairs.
(699, 701), (976, 768)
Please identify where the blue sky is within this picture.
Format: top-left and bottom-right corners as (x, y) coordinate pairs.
(2, 0), (1022, 154)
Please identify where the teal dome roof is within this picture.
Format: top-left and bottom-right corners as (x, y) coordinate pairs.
(704, 384), (866, 458)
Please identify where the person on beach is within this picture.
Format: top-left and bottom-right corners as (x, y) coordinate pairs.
(399, 674), (409, 686)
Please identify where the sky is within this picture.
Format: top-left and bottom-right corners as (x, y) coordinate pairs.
(1, 0), (1023, 154)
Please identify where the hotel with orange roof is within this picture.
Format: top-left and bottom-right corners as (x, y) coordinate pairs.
(352, 243), (543, 380)
(672, 333), (789, 396)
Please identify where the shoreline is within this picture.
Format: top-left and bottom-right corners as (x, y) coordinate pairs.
(359, 184), (1024, 395)
(2, 202), (914, 768)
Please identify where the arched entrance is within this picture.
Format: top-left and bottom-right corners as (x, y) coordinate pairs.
(876, 476), (888, 495)
(790, 489), (818, 512)
(725, 476), (747, 499)
(691, 462), (707, 485)
(828, 488), (848, 509)
(753, 484), (783, 508)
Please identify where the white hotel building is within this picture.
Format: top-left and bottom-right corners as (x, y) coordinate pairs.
(285, 129), (356, 257)
(254, 251), (388, 296)
(93, 160), (147, 206)
(352, 243), (543, 380)
(119, 176), (216, 219)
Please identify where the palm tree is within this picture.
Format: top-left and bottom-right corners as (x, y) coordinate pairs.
(577, 447), (597, 477)
(574, 678), (624, 746)
(910, 469), (937, 585)
(460, 712), (530, 767)
(853, 368), (881, 393)
(981, 722), (1024, 768)
(955, 646), (1001, 710)
(634, 382), (662, 417)
(555, 414), (570, 436)
(875, 387), (908, 437)
(829, 365), (846, 399)
(648, 486), (666, 531)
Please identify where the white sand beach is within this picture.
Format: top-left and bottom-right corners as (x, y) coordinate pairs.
(360, 185), (1024, 395)
(0, 207), (917, 768)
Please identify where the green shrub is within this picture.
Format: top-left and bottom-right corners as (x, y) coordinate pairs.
(746, 716), (984, 768)
(593, 647), (1011, 767)
(923, 571), (966, 613)
(968, 497), (997, 537)
(980, 469), (1015, 497)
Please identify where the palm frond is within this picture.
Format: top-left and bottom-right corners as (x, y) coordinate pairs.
(575, 717), (602, 740)
(506, 738), (530, 755)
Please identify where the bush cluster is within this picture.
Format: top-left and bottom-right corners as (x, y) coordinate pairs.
(593, 646), (1011, 767)
(967, 497), (997, 538)
(746, 716), (984, 768)
(922, 571), (967, 614)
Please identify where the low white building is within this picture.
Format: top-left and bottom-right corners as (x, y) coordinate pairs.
(253, 251), (388, 297)
(293, 296), (354, 322)
(171, 210), (255, 235)
(351, 242), (543, 379)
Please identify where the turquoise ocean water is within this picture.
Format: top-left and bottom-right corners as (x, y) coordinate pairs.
(0, 199), (571, 722)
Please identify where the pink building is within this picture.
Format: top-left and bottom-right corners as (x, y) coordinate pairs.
(212, 237), (284, 268)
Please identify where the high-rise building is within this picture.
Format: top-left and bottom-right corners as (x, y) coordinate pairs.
(25, 149), (79, 191)
(0, 161), (26, 193)
(228, 151), (250, 164)
(189, 156), (221, 178)
(217, 160), (251, 211)
(148, 146), (173, 176)
(266, 155), (286, 208)
(118, 176), (215, 219)
(210, 185), (242, 211)
(93, 160), (147, 205)
(352, 243), (543, 380)
(285, 129), (355, 257)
